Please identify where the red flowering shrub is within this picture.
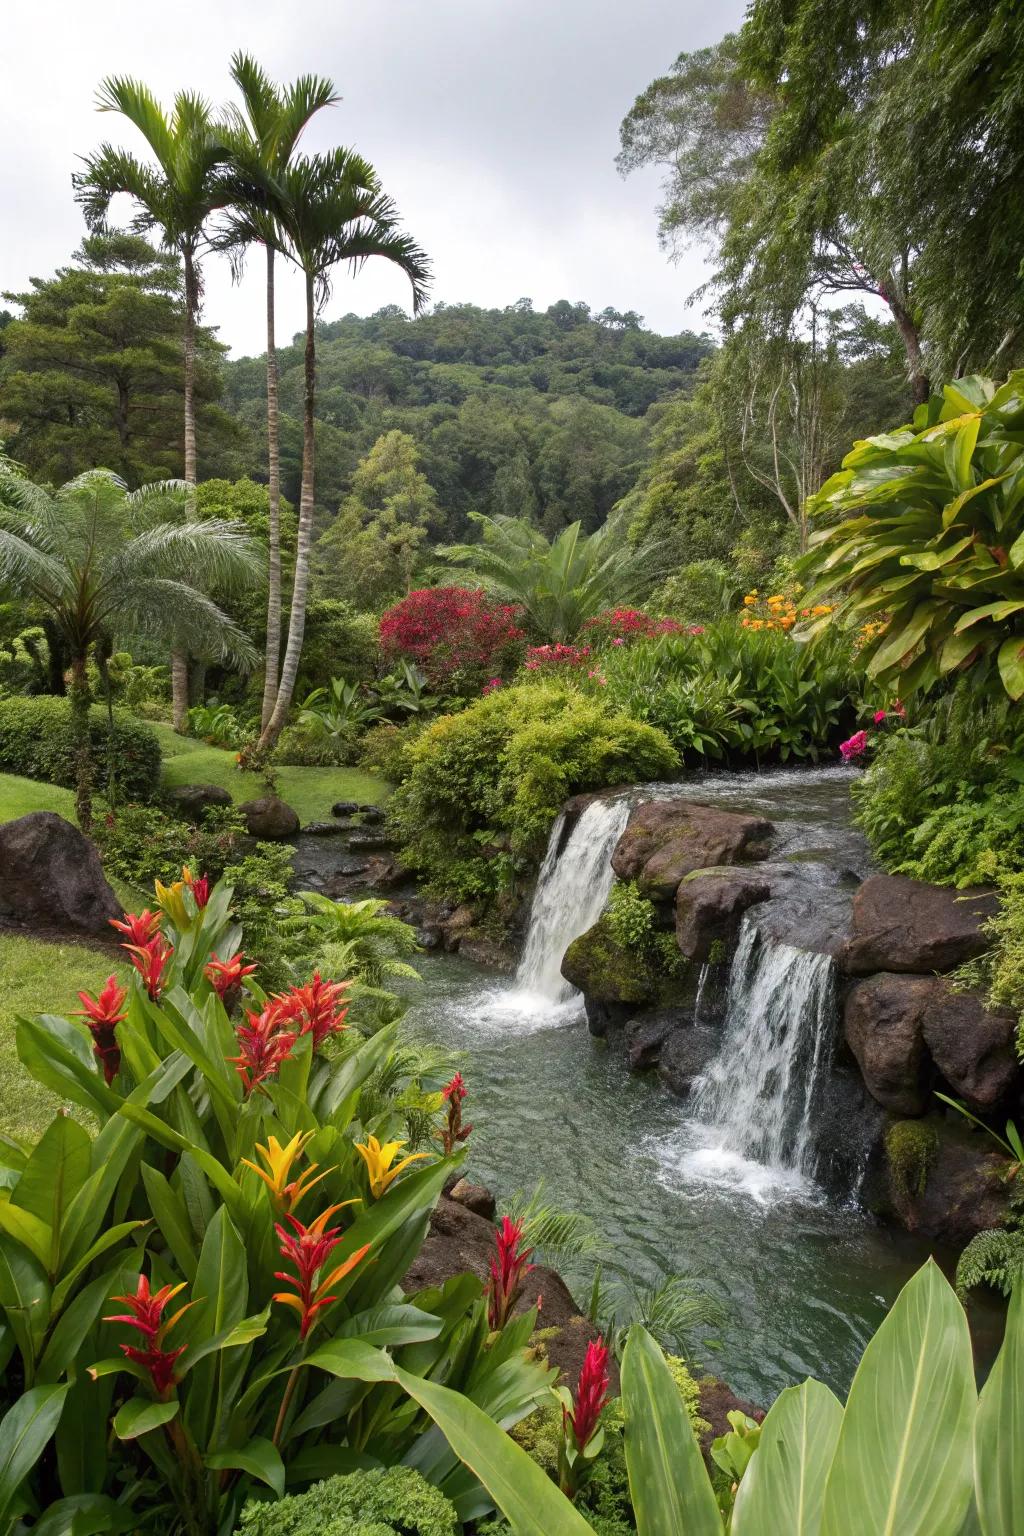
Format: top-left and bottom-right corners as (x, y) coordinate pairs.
(379, 587), (525, 694)
(524, 642), (592, 670)
(583, 607), (695, 645)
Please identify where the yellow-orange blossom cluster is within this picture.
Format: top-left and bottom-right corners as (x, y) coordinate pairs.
(740, 590), (833, 631)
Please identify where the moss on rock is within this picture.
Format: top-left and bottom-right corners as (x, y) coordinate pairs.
(885, 1119), (939, 1201)
(561, 913), (665, 1006)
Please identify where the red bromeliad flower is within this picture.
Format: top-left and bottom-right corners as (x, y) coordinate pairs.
(185, 869), (210, 909)
(566, 1337), (610, 1450)
(273, 1205), (370, 1340)
(486, 1216), (535, 1331)
(124, 935), (174, 1001)
(275, 972), (351, 1050)
(74, 975), (127, 1084)
(438, 1071), (473, 1155)
(204, 951), (257, 1002)
(102, 1273), (193, 1398)
(229, 1002), (296, 1096)
(110, 909), (162, 947)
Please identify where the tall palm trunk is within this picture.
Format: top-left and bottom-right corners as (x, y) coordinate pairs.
(69, 653), (93, 833)
(172, 245), (200, 733)
(261, 269), (315, 749)
(260, 243), (283, 731)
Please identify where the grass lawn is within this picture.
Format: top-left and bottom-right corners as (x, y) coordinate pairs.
(151, 723), (390, 823)
(0, 772), (76, 824)
(0, 933), (125, 1139)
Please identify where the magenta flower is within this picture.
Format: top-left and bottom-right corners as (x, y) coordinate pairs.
(839, 729), (869, 761)
(873, 709), (888, 725)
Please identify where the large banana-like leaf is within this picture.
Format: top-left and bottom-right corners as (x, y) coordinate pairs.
(732, 1379), (843, 1536)
(821, 1260), (975, 1536)
(974, 1282), (1024, 1535)
(620, 1323), (722, 1536)
(0, 1383), (68, 1525)
(394, 1364), (595, 1535)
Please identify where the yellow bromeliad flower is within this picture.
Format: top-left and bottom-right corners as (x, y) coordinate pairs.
(153, 872), (192, 931)
(355, 1135), (429, 1199)
(241, 1130), (337, 1213)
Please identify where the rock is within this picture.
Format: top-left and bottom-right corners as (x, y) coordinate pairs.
(402, 1195), (617, 1390)
(814, 1066), (887, 1195)
(881, 1115), (1012, 1244)
(331, 800), (359, 817)
(0, 811), (121, 935)
(843, 874), (998, 975)
(358, 804), (384, 823)
(696, 1379), (764, 1452)
(624, 1008), (689, 1070)
(561, 914), (662, 1012)
(440, 904), (476, 951)
(921, 986), (1017, 1111)
(448, 1179), (496, 1219)
(611, 799), (773, 899)
(675, 867), (773, 961)
(658, 1024), (721, 1097)
(415, 926), (443, 951)
(238, 795), (300, 840)
(165, 783), (232, 816)
(301, 821), (350, 836)
(844, 973), (932, 1114)
(348, 831), (396, 852)
(460, 935), (517, 972)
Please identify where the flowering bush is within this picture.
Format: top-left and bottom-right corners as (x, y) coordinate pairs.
(524, 642), (592, 671)
(839, 703), (906, 762)
(583, 607), (695, 645)
(380, 586), (525, 694)
(740, 589), (833, 632)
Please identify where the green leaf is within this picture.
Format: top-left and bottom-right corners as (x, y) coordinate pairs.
(821, 1260), (975, 1536)
(206, 1436), (285, 1497)
(182, 1206), (247, 1448)
(11, 1115), (91, 1273)
(974, 1282), (1024, 1534)
(0, 1383), (68, 1523)
(621, 1324), (722, 1536)
(393, 1364), (595, 1535)
(954, 601), (1024, 633)
(139, 1163), (198, 1282)
(997, 636), (1024, 700)
(49, 1222), (148, 1316)
(301, 1337), (400, 1385)
(0, 1197), (51, 1271)
(867, 603), (941, 676)
(732, 1379), (843, 1535)
(335, 1303), (444, 1347)
(112, 1396), (179, 1440)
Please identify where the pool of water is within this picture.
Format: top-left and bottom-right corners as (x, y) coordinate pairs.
(401, 765), (1002, 1401)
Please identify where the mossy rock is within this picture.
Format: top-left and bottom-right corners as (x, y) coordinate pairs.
(561, 914), (664, 1007)
(885, 1118), (939, 1201)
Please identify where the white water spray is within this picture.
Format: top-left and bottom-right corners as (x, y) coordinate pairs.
(686, 918), (837, 1183)
(514, 797), (632, 1005)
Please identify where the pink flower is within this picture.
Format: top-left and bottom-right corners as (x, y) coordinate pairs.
(565, 1337), (610, 1451)
(486, 1216), (535, 1331)
(839, 730), (869, 761)
(873, 709), (887, 725)
(612, 636), (624, 645)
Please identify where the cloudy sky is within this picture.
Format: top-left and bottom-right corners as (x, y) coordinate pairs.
(2, 0), (744, 357)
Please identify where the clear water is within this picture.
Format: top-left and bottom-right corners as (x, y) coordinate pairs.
(402, 766), (1000, 1401)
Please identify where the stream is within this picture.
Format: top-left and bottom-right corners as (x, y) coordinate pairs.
(401, 767), (1001, 1403)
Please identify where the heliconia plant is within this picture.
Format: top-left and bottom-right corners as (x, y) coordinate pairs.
(556, 1336), (610, 1500)
(0, 870), (553, 1532)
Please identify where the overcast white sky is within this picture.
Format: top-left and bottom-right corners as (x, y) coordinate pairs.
(2, 0), (744, 357)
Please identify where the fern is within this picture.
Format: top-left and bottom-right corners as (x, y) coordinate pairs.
(501, 1182), (603, 1262)
(956, 1224), (1024, 1299)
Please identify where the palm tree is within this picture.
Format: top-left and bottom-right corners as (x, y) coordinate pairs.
(440, 512), (660, 642)
(258, 149), (431, 750)
(74, 79), (229, 731)
(218, 56), (339, 733)
(0, 463), (260, 831)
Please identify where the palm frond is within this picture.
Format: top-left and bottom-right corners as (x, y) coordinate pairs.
(500, 1182), (603, 1262)
(117, 578), (258, 668)
(108, 518), (263, 593)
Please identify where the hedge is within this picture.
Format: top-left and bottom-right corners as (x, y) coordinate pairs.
(0, 694), (161, 802)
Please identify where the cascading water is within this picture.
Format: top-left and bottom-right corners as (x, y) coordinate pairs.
(685, 917), (837, 1186)
(514, 796), (632, 1005)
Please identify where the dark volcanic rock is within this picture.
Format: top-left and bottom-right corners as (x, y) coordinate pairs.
(238, 795), (300, 839)
(348, 831), (395, 852)
(0, 812), (121, 935)
(301, 821), (350, 836)
(561, 915), (662, 1010)
(814, 1066), (887, 1195)
(675, 866), (773, 961)
(331, 800), (359, 817)
(921, 986), (1017, 1111)
(624, 1008), (689, 1070)
(843, 874), (997, 975)
(884, 1117), (1012, 1244)
(358, 804), (384, 823)
(447, 1179), (496, 1219)
(844, 973), (932, 1114)
(658, 1024), (721, 1097)
(165, 783), (232, 816)
(611, 799), (773, 900)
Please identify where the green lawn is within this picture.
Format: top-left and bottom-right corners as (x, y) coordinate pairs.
(0, 772), (76, 824)
(151, 723), (389, 823)
(0, 933), (125, 1139)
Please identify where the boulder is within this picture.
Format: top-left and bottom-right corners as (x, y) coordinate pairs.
(881, 1115), (1011, 1245)
(331, 800), (359, 817)
(448, 1179), (497, 1219)
(165, 783), (232, 816)
(611, 799), (773, 899)
(460, 935), (517, 972)
(348, 831), (396, 852)
(402, 1195), (616, 1389)
(675, 867), (773, 962)
(561, 914), (662, 1014)
(843, 874), (998, 975)
(358, 804), (384, 823)
(238, 795), (300, 840)
(440, 904), (476, 951)
(301, 821), (349, 836)
(658, 1024), (721, 1097)
(844, 973), (932, 1114)
(0, 812), (121, 935)
(624, 1008), (687, 1070)
(921, 986), (1017, 1111)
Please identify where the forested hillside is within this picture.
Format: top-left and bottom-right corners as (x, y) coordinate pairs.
(220, 299), (713, 538)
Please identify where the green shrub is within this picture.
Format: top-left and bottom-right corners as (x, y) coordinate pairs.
(0, 693), (160, 800)
(606, 880), (689, 982)
(651, 559), (739, 625)
(274, 723), (361, 767)
(389, 683), (677, 904)
(295, 599), (380, 696)
(236, 1469), (458, 1536)
(957, 872), (1024, 1049)
(358, 719), (428, 784)
(96, 803), (247, 889)
(0, 625), (49, 696)
(885, 1120), (939, 1201)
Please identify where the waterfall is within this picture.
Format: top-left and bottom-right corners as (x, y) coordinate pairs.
(515, 796), (632, 1004)
(688, 918), (837, 1179)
